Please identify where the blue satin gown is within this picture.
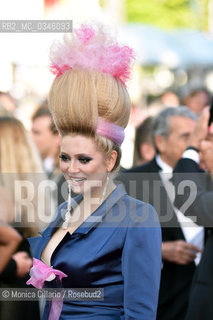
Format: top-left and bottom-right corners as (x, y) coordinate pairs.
(29, 184), (162, 319)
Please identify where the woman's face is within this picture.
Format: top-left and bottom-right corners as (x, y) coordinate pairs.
(60, 134), (111, 197)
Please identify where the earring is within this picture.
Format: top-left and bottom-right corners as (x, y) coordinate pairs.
(62, 183), (72, 229)
(100, 173), (110, 205)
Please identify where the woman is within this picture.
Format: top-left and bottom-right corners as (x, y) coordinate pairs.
(0, 116), (48, 320)
(0, 116), (48, 237)
(27, 24), (162, 319)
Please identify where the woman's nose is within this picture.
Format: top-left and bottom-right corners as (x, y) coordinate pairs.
(68, 160), (80, 173)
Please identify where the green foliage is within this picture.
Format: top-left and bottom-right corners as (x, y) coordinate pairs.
(126, 0), (203, 30)
(99, 0), (105, 8)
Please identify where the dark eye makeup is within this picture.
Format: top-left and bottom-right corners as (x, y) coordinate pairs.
(59, 154), (92, 164)
(59, 154), (70, 162)
(78, 156), (92, 164)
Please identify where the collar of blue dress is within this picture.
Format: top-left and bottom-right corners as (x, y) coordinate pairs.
(28, 184), (127, 258)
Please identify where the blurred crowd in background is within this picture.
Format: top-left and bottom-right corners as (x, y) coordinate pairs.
(1, 0), (213, 167)
(1, 0), (213, 319)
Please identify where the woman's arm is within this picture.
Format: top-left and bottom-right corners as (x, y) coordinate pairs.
(122, 202), (162, 320)
(0, 221), (22, 274)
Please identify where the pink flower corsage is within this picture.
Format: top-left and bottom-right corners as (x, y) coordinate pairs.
(26, 258), (67, 289)
(26, 258), (68, 320)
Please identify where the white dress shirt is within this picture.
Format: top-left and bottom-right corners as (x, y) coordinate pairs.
(156, 154), (204, 265)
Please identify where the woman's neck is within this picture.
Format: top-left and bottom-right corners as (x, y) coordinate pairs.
(81, 179), (116, 215)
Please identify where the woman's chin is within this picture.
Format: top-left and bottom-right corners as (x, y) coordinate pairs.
(70, 184), (83, 194)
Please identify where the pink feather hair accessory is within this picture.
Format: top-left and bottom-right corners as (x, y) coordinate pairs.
(49, 23), (134, 85)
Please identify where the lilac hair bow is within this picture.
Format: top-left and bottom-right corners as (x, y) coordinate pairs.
(26, 258), (67, 320)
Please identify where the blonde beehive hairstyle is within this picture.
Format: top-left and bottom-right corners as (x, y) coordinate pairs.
(49, 68), (131, 172)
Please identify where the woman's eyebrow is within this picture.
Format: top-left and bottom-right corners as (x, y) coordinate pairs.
(76, 154), (93, 157)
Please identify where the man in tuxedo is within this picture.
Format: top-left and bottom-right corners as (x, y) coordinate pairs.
(173, 107), (213, 319)
(118, 106), (203, 320)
